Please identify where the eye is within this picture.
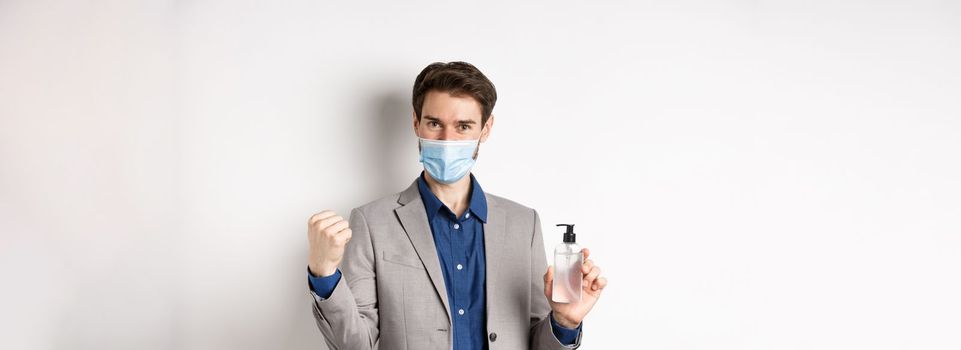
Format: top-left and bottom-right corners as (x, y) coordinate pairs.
(428, 121), (440, 128)
(458, 124), (472, 131)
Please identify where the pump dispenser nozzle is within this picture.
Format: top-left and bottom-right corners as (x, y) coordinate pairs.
(556, 224), (576, 243)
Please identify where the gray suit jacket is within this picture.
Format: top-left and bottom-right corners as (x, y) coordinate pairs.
(309, 180), (582, 349)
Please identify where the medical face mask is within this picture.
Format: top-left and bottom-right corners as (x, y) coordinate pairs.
(418, 137), (480, 184)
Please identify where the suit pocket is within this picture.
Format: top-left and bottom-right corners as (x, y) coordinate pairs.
(382, 251), (426, 270)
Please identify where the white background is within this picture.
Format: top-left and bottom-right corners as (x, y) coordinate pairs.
(2, 1), (960, 349)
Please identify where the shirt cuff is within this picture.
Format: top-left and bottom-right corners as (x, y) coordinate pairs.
(549, 312), (582, 346)
(307, 266), (341, 299)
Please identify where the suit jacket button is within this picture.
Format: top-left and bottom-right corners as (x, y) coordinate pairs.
(489, 332), (497, 342)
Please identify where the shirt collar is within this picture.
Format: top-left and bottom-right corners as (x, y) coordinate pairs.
(416, 171), (488, 223)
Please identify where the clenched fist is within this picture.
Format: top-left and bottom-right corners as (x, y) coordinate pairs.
(307, 210), (353, 277)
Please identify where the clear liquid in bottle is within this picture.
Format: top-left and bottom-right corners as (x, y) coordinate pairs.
(552, 224), (583, 303)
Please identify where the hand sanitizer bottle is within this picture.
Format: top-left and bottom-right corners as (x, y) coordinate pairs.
(552, 224), (583, 303)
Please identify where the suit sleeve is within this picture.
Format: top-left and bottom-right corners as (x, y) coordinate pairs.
(309, 208), (380, 350)
(529, 209), (583, 349)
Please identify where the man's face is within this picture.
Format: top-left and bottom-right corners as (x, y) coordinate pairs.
(413, 90), (493, 142)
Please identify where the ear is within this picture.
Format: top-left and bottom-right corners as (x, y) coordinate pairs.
(412, 110), (420, 138)
(479, 114), (494, 143)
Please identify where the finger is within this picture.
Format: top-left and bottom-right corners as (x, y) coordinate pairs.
(317, 215), (345, 231)
(543, 265), (554, 300)
(323, 220), (349, 237)
(334, 228), (353, 246)
(593, 276), (608, 291)
(335, 228), (353, 242)
(335, 227), (353, 238)
(583, 266), (601, 287)
(309, 210), (336, 224)
(309, 210), (337, 225)
(582, 248), (591, 261)
(581, 259), (595, 274)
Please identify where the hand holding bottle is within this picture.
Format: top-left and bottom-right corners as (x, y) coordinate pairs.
(543, 248), (607, 329)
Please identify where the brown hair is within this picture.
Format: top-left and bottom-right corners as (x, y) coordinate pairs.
(412, 61), (497, 125)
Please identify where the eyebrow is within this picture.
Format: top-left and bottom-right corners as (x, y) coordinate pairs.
(423, 115), (477, 124)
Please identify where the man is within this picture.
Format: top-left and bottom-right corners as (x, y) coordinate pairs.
(306, 61), (607, 349)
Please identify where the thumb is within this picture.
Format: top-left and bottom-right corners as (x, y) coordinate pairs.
(543, 265), (554, 300)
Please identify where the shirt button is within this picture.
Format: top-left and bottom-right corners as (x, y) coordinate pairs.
(453, 223), (460, 229)
(456, 264), (463, 270)
(489, 332), (497, 342)
(458, 309), (465, 315)
(465, 213), (470, 219)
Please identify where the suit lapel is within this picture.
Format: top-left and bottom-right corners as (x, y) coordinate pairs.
(395, 181), (452, 323)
